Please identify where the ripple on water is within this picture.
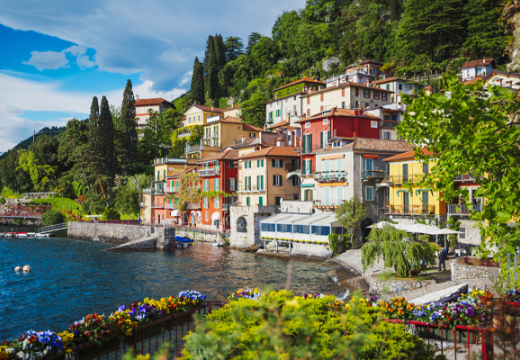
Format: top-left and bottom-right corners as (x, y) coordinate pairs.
(0, 237), (341, 339)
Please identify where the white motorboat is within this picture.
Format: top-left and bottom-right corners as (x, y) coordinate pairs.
(211, 241), (225, 247)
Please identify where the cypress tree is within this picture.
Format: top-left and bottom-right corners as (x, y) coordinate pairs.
(88, 96), (100, 156)
(203, 35), (214, 97)
(463, 0), (511, 58)
(98, 96), (116, 184)
(118, 80), (138, 173)
(246, 32), (262, 54)
(191, 57), (205, 105)
(214, 34), (227, 70)
(207, 36), (219, 101)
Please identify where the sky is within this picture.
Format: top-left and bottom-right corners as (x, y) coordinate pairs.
(0, 0), (305, 152)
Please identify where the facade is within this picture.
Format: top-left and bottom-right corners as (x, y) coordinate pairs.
(364, 107), (402, 140)
(135, 98), (174, 130)
(181, 104), (225, 128)
(382, 149), (446, 224)
(265, 78), (325, 124)
(460, 59), (495, 82)
(301, 82), (394, 116)
(223, 104), (242, 118)
(482, 70), (520, 91)
(237, 146), (301, 207)
(267, 115), (302, 148)
(372, 77), (422, 103)
(197, 149), (239, 230)
(164, 167), (201, 226)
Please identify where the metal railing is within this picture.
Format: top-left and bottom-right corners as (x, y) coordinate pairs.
(454, 172), (477, 181)
(362, 170), (387, 179)
(187, 202), (201, 209)
(198, 168), (220, 177)
(285, 163), (299, 172)
(151, 203), (164, 208)
(38, 223), (68, 233)
(165, 187), (178, 193)
(298, 144), (323, 155)
(381, 120), (399, 128)
(177, 130), (191, 138)
(186, 143), (203, 152)
(447, 203), (482, 215)
(238, 185), (265, 193)
(387, 174), (424, 184)
(314, 171), (346, 182)
(164, 203), (176, 210)
(143, 188), (164, 194)
(385, 205), (436, 215)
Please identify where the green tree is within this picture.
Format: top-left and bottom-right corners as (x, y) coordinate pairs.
(246, 32), (262, 54)
(337, 197), (366, 247)
(214, 34), (226, 71)
(16, 149), (56, 191)
(98, 96), (116, 185)
(463, 0), (511, 58)
(202, 35), (214, 95)
(398, 75), (520, 282)
(190, 57), (205, 105)
(88, 96), (100, 158)
(118, 80), (138, 173)
(390, 0), (402, 21)
(41, 208), (64, 226)
(240, 90), (268, 128)
(179, 172), (200, 211)
(114, 186), (139, 215)
(224, 36), (243, 61)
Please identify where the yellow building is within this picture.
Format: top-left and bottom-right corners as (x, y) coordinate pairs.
(223, 104), (241, 118)
(237, 146), (301, 206)
(383, 148), (445, 218)
(181, 104), (225, 127)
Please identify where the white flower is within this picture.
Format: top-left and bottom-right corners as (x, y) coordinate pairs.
(17, 351), (25, 359)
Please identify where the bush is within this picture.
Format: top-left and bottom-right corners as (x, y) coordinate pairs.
(182, 290), (444, 360)
(29, 197), (81, 214)
(41, 209), (64, 226)
(0, 198), (5, 204)
(101, 207), (120, 221)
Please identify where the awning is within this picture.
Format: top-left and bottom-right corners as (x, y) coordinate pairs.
(300, 178), (315, 188)
(321, 154), (345, 161)
(170, 210), (181, 217)
(211, 212), (221, 221)
(368, 221), (464, 235)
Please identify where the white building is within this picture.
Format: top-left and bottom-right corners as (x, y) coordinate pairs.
(265, 92), (307, 124)
(135, 97), (175, 130)
(482, 70), (520, 91)
(461, 58), (495, 82)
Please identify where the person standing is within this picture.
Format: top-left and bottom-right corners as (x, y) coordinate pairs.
(439, 247), (448, 271)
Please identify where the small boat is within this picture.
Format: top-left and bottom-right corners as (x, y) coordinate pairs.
(16, 232), (27, 238)
(175, 235), (193, 244)
(211, 241), (225, 247)
(92, 237), (100, 242)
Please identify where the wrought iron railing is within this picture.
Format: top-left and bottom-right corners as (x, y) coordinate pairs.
(187, 202), (201, 209)
(385, 205), (435, 215)
(198, 168), (220, 177)
(165, 187), (178, 193)
(164, 203), (176, 210)
(314, 171), (346, 182)
(454, 172), (477, 181)
(186, 143), (203, 152)
(362, 170), (386, 179)
(447, 203), (482, 215)
(381, 120), (399, 128)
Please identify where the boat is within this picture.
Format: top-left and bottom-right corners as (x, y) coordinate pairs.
(175, 235), (194, 244)
(211, 240), (225, 247)
(410, 283), (469, 305)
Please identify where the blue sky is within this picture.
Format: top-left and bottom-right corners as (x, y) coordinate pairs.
(0, 0), (305, 152)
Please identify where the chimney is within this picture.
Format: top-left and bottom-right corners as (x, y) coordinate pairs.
(136, 94), (139, 100)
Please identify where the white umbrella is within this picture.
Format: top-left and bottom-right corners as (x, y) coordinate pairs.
(435, 228), (464, 235)
(171, 210), (181, 217)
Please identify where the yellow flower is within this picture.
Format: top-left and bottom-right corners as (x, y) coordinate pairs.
(345, 304), (352, 311)
(136, 355), (150, 360)
(65, 349), (73, 354)
(398, 309), (404, 316)
(406, 304), (413, 311)
(359, 298), (366, 304)
(0, 351), (8, 360)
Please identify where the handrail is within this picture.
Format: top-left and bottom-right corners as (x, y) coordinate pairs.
(38, 223), (68, 233)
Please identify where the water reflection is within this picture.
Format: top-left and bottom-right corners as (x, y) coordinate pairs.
(0, 238), (340, 340)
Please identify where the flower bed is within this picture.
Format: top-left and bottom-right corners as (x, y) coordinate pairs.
(0, 291), (207, 360)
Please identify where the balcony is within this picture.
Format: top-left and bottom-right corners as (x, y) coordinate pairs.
(139, 202), (145, 207)
(386, 175), (423, 186)
(314, 171), (346, 182)
(238, 185), (265, 193)
(362, 170), (387, 180)
(222, 204), (230, 211)
(447, 203), (482, 215)
(164, 203), (176, 210)
(151, 203), (164, 208)
(143, 188), (164, 194)
(203, 138), (220, 147)
(285, 163), (300, 173)
(177, 129), (191, 138)
(165, 187), (178, 193)
(187, 202), (201, 209)
(454, 173), (477, 181)
(186, 143), (203, 153)
(381, 120), (399, 129)
(198, 168), (221, 177)
(385, 205), (436, 215)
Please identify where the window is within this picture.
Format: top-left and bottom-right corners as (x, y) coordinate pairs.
(320, 105), (324, 111)
(374, 91), (379, 100)
(398, 84), (403, 91)
(342, 88), (345, 97)
(386, 84), (390, 90)
(423, 162), (429, 175)
(229, 161), (235, 169)
(272, 159), (283, 168)
(459, 228), (466, 239)
(384, 131), (390, 140)
(371, 121), (378, 128)
(302, 158), (313, 175)
(215, 178), (220, 191)
(305, 122), (310, 128)
(307, 109), (310, 116)
(204, 197), (209, 208)
(260, 175), (264, 190)
(382, 93), (387, 101)
(205, 211), (209, 221)
(188, 116), (191, 123)
(275, 197), (282, 205)
(277, 224), (292, 233)
(227, 178), (235, 191)
(476, 68), (482, 75)
(204, 179), (209, 191)
(294, 225), (310, 234)
(311, 226), (330, 236)
(157, 171), (160, 181)
(246, 197), (250, 206)
(285, 98), (288, 102)
(355, 88), (359, 96)
(341, 101), (345, 109)
(337, 186), (343, 204)
(386, 163), (390, 173)
(235, 111), (238, 117)
(273, 175), (282, 186)
(364, 89), (370, 98)
(320, 94), (324, 102)
(337, 159), (343, 171)
(320, 130), (330, 148)
(261, 223), (275, 232)
(307, 97), (310, 105)
(198, 115), (200, 122)
(276, 109), (281, 117)
(365, 159), (373, 171)
(258, 196), (263, 206)
(365, 103), (369, 108)
(323, 118), (328, 125)
(214, 196), (220, 209)
(366, 186), (374, 201)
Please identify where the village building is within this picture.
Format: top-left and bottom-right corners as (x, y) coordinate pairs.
(135, 97), (175, 132)
(460, 58), (495, 82)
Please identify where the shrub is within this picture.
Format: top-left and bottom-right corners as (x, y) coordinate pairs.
(41, 209), (64, 226)
(0, 198), (5, 204)
(182, 290), (443, 360)
(29, 197), (81, 214)
(102, 207), (120, 221)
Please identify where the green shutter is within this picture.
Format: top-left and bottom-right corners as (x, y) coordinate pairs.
(261, 159), (264, 167)
(320, 132), (323, 148)
(280, 159), (283, 167)
(273, 175), (276, 185)
(279, 175), (282, 186)
(327, 131), (331, 143)
(227, 178), (230, 191)
(261, 175), (264, 190)
(302, 134), (306, 153)
(257, 160), (259, 167)
(259, 196), (263, 206)
(302, 160), (306, 174)
(257, 175), (259, 189)
(310, 159), (313, 174)
(246, 197), (250, 206)
(272, 159), (275, 167)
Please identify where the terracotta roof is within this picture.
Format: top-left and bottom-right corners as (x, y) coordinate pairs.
(232, 137), (258, 147)
(191, 104), (225, 113)
(273, 77), (325, 91)
(243, 123), (263, 132)
(135, 98), (172, 106)
(206, 116), (262, 132)
(482, 70), (520, 83)
(359, 59), (384, 66)
(461, 59), (494, 69)
(268, 119), (289, 129)
(239, 146), (299, 159)
(372, 77), (420, 85)
(294, 107), (380, 122)
(265, 90), (307, 103)
(197, 149), (239, 163)
(224, 104), (241, 111)
(316, 138), (412, 154)
(166, 167), (196, 179)
(463, 76), (483, 85)
(300, 81), (394, 98)
(383, 147), (436, 162)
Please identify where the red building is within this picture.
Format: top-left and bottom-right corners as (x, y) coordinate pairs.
(296, 107), (381, 175)
(197, 148), (239, 230)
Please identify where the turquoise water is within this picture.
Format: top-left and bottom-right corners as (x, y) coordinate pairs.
(0, 236), (340, 340)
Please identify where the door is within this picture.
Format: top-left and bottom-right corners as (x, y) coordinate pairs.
(402, 164), (408, 182)
(422, 191), (429, 214)
(403, 192), (409, 214)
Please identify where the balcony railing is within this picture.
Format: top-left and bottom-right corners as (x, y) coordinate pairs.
(362, 170), (387, 180)
(387, 174), (423, 185)
(187, 202), (201, 209)
(447, 203), (482, 215)
(151, 203), (164, 208)
(222, 204), (230, 211)
(314, 171), (346, 182)
(165, 187), (178, 193)
(143, 188), (164, 194)
(198, 168), (221, 177)
(139, 202), (145, 207)
(238, 185), (265, 193)
(164, 203), (176, 209)
(177, 129), (191, 138)
(385, 205), (436, 215)
(454, 172), (477, 181)
(381, 120), (399, 129)
(285, 163), (300, 172)
(186, 143), (203, 152)
(203, 139), (220, 147)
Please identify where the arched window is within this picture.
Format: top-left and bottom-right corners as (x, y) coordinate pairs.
(237, 216), (247, 233)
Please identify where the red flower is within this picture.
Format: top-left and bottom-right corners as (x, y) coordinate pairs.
(84, 331), (91, 337)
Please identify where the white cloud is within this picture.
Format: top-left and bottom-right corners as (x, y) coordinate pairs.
(76, 54), (96, 68)
(0, 0), (305, 90)
(0, 104), (68, 152)
(23, 50), (69, 71)
(179, 71), (192, 86)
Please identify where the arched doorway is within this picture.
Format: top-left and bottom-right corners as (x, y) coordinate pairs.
(361, 218), (374, 241)
(237, 216), (247, 233)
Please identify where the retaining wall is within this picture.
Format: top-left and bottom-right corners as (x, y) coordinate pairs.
(451, 262), (500, 282)
(175, 229), (226, 243)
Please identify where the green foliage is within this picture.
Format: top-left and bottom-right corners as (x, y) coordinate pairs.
(336, 197), (365, 247)
(17, 149), (57, 191)
(328, 233), (338, 255)
(224, 36), (244, 62)
(29, 197), (82, 214)
(447, 216), (460, 248)
(114, 187), (140, 216)
(1, 187), (20, 199)
(0, 198), (5, 204)
(101, 207), (120, 221)
(398, 75), (520, 280)
(41, 208), (64, 226)
(241, 90), (269, 128)
(362, 224), (436, 276)
(118, 80), (139, 172)
(199, 191), (236, 199)
(191, 57), (205, 105)
(182, 290), (443, 360)
(179, 173), (200, 211)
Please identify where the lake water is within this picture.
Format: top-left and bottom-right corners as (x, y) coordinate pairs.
(0, 235), (341, 340)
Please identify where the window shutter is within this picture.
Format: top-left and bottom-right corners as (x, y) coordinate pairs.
(279, 175), (282, 186)
(320, 132), (323, 148)
(257, 175), (259, 189)
(310, 159), (313, 174)
(273, 175), (276, 185)
(272, 159), (275, 167)
(327, 131), (330, 142)
(261, 159), (264, 167)
(302, 160), (306, 174)
(227, 178), (230, 191)
(280, 159), (283, 167)
(302, 134), (306, 153)
(261, 175), (264, 190)
(257, 160), (259, 167)
(309, 134), (312, 151)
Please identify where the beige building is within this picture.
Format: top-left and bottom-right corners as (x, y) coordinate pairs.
(181, 104), (225, 127)
(223, 104), (242, 118)
(301, 82), (394, 116)
(237, 146), (301, 206)
(135, 97), (174, 130)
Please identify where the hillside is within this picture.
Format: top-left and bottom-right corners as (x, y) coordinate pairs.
(0, 125), (69, 161)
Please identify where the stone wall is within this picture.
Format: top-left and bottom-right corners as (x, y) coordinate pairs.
(370, 278), (437, 295)
(229, 206), (277, 248)
(280, 200), (314, 214)
(451, 262), (500, 282)
(458, 219), (482, 248)
(175, 229), (226, 243)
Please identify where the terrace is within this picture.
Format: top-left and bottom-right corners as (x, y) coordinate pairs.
(385, 205), (436, 215)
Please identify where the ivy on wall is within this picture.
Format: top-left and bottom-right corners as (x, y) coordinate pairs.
(199, 191), (237, 199)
